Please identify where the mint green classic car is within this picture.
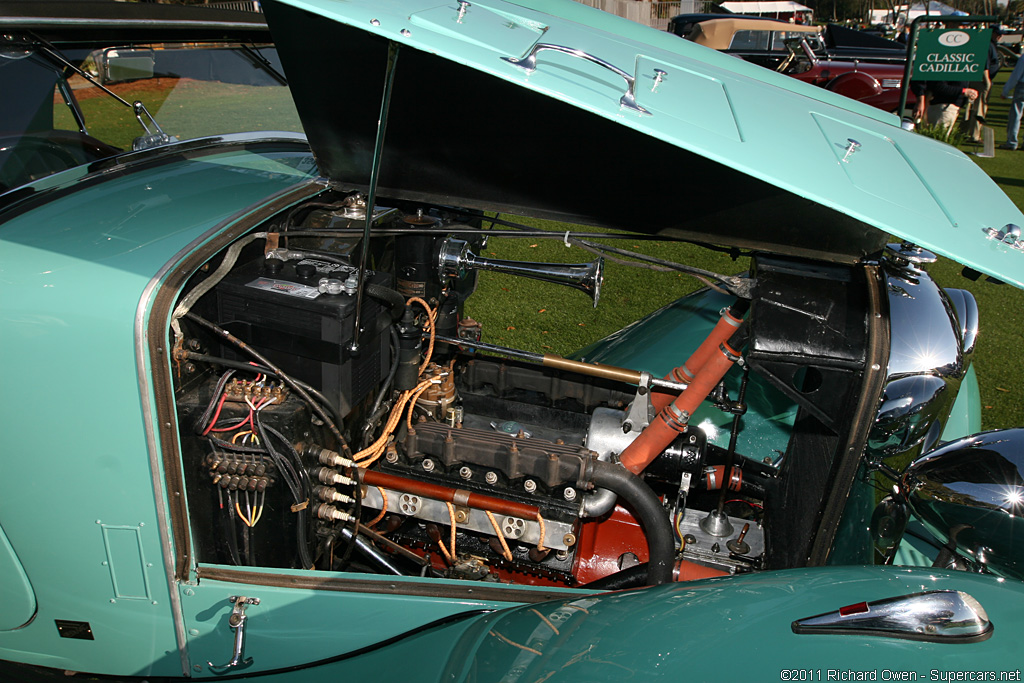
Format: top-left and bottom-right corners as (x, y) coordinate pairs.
(3, 0), (1024, 681)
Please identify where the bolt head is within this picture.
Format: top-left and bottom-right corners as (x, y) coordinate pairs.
(523, 479), (537, 493)
(485, 471), (498, 485)
(459, 466), (473, 480)
(422, 459), (435, 472)
(563, 487), (577, 502)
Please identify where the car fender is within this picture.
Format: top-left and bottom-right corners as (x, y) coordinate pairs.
(826, 70), (884, 100)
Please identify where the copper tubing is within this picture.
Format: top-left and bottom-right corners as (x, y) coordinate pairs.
(651, 307), (745, 412)
(703, 465), (743, 492)
(360, 469), (540, 520)
(619, 334), (744, 475)
(541, 354), (642, 384)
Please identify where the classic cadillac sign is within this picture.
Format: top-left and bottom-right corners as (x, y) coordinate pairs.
(912, 27), (992, 80)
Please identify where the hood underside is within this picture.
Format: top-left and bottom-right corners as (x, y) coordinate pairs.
(263, 0), (1024, 284)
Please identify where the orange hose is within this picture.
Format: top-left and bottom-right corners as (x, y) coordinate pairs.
(620, 341), (740, 474)
(703, 465), (743, 492)
(651, 308), (744, 412)
(674, 559), (728, 581)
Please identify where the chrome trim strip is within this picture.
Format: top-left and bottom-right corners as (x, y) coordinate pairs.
(196, 566), (584, 604)
(136, 243), (201, 678)
(4, 17), (266, 30)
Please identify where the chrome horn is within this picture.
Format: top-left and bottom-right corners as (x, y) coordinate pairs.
(438, 237), (604, 307)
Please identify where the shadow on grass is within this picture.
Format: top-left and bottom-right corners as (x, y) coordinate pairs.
(989, 175), (1024, 188)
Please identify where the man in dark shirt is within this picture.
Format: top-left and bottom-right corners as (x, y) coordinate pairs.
(912, 80), (979, 134)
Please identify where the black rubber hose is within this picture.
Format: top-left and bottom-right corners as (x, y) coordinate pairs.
(582, 563), (650, 591)
(588, 460), (674, 585)
(365, 282), (406, 320)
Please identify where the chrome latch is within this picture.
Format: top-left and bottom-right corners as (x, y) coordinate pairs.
(208, 596), (260, 672)
(982, 224), (1024, 250)
(840, 138), (861, 163)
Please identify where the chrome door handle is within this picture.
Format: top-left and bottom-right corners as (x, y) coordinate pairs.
(502, 43), (649, 114)
(208, 596), (259, 672)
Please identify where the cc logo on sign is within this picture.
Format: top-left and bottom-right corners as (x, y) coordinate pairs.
(938, 31), (970, 46)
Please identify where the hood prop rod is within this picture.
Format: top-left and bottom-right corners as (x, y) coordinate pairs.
(350, 42), (401, 355)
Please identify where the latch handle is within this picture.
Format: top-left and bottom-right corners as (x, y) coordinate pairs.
(208, 596), (259, 672)
(502, 43), (649, 114)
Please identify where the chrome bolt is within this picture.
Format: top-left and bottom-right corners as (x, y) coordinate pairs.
(563, 487), (577, 502)
(422, 459), (435, 472)
(485, 471), (498, 485)
(524, 479), (537, 494)
(459, 466), (473, 480)
(385, 450), (399, 464)
(555, 550), (569, 561)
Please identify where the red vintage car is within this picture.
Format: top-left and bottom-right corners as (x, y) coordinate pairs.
(778, 36), (913, 112)
(688, 18), (913, 112)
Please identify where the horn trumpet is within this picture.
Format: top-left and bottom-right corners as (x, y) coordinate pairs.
(438, 237), (604, 307)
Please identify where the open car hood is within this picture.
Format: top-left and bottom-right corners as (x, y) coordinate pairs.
(264, 0), (1024, 286)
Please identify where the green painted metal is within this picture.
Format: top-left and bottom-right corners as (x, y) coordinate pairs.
(941, 364), (982, 442)
(180, 572), (581, 676)
(572, 288), (795, 461)
(0, 146), (316, 676)
(0, 521), (36, 631)
(274, 0), (1024, 288)
(168, 566), (1024, 680)
(428, 566), (1024, 680)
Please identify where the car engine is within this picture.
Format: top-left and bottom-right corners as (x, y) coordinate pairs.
(166, 190), (837, 589)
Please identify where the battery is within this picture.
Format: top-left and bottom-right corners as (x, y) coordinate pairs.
(215, 255), (391, 418)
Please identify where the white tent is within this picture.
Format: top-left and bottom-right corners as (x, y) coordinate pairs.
(719, 1), (813, 21)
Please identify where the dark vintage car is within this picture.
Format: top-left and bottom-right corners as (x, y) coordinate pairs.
(2, 0), (1024, 680)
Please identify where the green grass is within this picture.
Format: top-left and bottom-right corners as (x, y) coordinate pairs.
(55, 78), (301, 150)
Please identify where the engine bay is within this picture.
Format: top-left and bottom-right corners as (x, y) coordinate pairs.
(167, 190), (872, 588)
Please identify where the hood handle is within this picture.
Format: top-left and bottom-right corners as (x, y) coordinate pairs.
(502, 43), (649, 115)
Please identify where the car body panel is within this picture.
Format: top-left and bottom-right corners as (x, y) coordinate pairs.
(0, 145), (317, 676)
(266, 0), (1024, 288)
(432, 566), (1024, 680)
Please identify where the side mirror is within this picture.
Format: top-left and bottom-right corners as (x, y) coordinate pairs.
(902, 428), (1024, 581)
(101, 48), (155, 84)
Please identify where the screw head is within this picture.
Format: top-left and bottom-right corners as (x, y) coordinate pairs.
(523, 479), (537, 493)
(485, 471), (498, 485)
(422, 459), (435, 472)
(385, 450), (399, 464)
(563, 487), (577, 502)
(459, 466), (473, 480)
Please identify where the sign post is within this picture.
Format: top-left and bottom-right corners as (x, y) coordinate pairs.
(896, 15), (996, 124)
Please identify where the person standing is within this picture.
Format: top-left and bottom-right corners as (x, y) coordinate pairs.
(912, 80), (979, 135)
(965, 31), (1002, 143)
(1000, 54), (1024, 150)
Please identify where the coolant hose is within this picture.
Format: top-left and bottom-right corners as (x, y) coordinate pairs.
(587, 460), (675, 585)
(620, 323), (748, 475)
(365, 283), (407, 320)
(651, 300), (748, 412)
